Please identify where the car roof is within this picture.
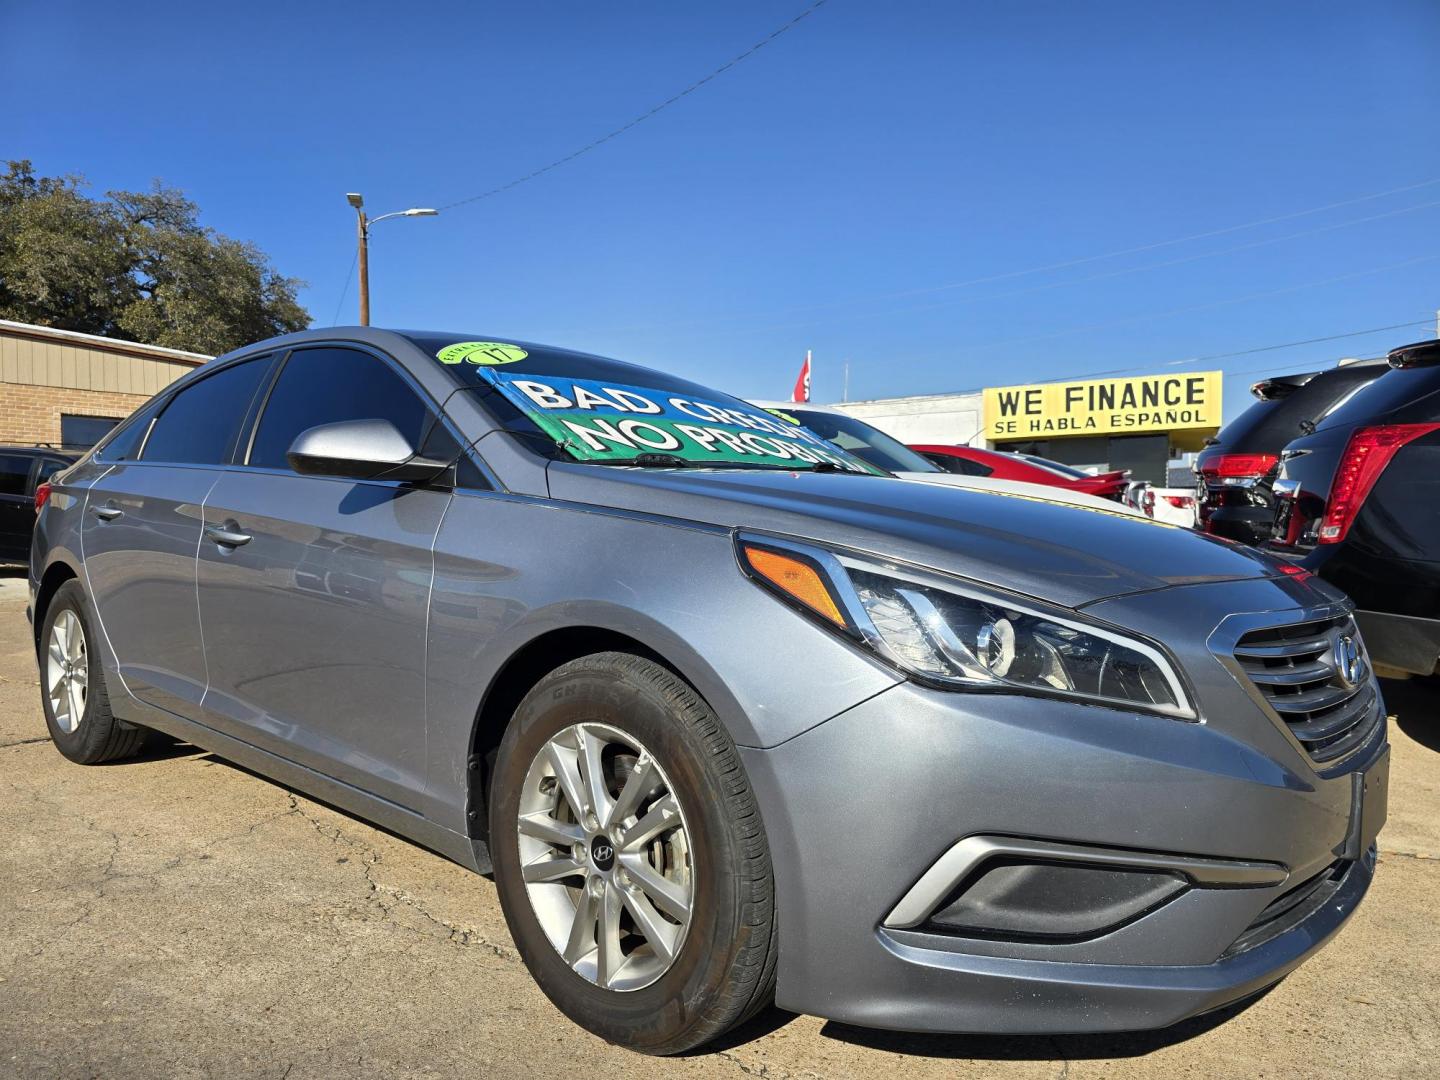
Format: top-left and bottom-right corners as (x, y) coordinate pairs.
(0, 445), (77, 457)
(911, 444), (1001, 457)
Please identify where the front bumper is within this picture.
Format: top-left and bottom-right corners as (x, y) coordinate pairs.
(740, 678), (1382, 1033)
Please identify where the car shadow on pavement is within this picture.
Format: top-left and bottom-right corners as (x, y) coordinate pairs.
(813, 988), (1274, 1060)
(187, 752), (504, 878)
(109, 733), (208, 765)
(1382, 677), (1440, 752)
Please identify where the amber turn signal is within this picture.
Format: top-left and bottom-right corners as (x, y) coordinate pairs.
(740, 544), (846, 627)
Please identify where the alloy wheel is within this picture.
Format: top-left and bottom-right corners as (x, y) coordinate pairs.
(47, 609), (88, 734)
(516, 722), (694, 991)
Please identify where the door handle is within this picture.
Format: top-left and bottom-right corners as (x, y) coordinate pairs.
(91, 504), (124, 522)
(205, 523), (252, 548)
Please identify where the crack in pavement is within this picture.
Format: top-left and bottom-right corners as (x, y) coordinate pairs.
(284, 792), (519, 961)
(715, 1049), (829, 1080)
(0, 736), (49, 748)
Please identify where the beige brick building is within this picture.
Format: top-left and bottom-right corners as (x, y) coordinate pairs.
(0, 320), (208, 449)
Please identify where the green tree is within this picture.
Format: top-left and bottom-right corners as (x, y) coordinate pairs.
(0, 160), (309, 354)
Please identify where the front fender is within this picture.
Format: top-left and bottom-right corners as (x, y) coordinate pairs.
(422, 491), (901, 833)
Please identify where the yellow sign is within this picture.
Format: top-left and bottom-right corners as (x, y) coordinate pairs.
(983, 371), (1222, 441)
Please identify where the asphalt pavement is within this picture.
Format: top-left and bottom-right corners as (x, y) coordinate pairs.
(1, 575), (1437, 1079)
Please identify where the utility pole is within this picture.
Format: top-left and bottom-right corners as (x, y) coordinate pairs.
(349, 194), (370, 326)
(842, 361), (850, 402)
(345, 193), (439, 326)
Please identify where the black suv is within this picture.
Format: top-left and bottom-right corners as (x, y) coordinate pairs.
(0, 446), (77, 563)
(1269, 339), (1440, 677)
(1195, 361), (1389, 543)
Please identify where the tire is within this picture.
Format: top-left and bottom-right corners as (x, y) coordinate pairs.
(490, 652), (777, 1054)
(39, 580), (146, 764)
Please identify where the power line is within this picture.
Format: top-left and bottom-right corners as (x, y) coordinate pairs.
(568, 176), (1440, 337)
(951, 254), (1439, 355)
(1031, 319), (1434, 383)
(1161, 321), (1431, 368)
(1225, 355), (1385, 381)
(688, 199), (1440, 339)
(436, 1), (831, 212)
(330, 248), (359, 326)
(846, 318), (1433, 400)
(874, 177), (1440, 303)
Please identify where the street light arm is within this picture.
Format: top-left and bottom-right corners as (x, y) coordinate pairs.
(366, 208), (440, 228)
(345, 192), (436, 327)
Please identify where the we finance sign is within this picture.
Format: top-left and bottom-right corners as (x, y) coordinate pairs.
(983, 371), (1222, 441)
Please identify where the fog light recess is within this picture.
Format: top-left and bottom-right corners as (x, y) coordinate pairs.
(925, 858), (1188, 941)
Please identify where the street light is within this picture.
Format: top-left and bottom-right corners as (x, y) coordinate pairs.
(346, 193), (438, 326)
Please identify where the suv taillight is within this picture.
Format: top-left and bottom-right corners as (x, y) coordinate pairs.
(1198, 452), (1279, 480)
(1318, 423), (1440, 543)
(34, 482), (51, 514)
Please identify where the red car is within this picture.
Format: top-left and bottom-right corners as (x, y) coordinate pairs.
(909, 444), (1131, 500)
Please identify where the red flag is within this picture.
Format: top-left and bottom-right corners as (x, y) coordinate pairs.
(791, 350), (812, 403)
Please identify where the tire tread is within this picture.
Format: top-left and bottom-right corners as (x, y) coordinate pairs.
(503, 651), (778, 1053)
(42, 581), (146, 765)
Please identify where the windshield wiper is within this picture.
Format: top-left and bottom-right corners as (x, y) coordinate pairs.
(630, 453), (692, 468)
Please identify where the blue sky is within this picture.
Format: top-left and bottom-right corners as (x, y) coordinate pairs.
(5, 1), (1439, 423)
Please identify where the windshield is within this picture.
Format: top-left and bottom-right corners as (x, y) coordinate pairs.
(775, 407), (939, 473)
(408, 335), (881, 474)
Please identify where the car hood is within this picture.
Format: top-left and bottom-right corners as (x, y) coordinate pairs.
(893, 471), (1144, 517)
(545, 463), (1284, 609)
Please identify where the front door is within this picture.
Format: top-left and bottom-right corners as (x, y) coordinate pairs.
(195, 345), (452, 810)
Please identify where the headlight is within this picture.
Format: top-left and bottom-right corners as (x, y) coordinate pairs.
(738, 535), (1194, 719)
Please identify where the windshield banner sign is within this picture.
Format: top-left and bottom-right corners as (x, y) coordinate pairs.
(479, 370), (877, 472)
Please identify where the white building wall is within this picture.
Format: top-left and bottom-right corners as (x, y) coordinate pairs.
(830, 391), (986, 446)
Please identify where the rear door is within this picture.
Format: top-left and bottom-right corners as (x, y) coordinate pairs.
(195, 345), (454, 810)
(80, 355), (275, 718)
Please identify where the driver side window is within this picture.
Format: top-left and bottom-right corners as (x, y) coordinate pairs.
(248, 347), (446, 470)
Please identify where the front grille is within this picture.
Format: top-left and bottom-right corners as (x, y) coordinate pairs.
(1222, 859), (1348, 958)
(1233, 613), (1381, 764)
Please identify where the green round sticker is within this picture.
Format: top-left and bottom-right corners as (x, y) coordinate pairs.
(436, 341), (529, 366)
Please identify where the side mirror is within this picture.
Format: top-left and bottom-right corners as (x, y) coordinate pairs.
(285, 419), (449, 483)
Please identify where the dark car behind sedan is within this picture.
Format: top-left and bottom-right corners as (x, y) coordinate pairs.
(0, 446), (77, 563)
(1195, 362), (1388, 544)
(1269, 339), (1440, 676)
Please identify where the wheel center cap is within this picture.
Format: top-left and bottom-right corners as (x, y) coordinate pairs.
(590, 835), (616, 872)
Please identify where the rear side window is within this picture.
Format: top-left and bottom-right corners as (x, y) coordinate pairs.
(0, 453), (32, 496)
(248, 347), (433, 470)
(94, 399), (162, 463)
(1214, 364), (1386, 452)
(1314, 365), (1440, 431)
(141, 357), (273, 465)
